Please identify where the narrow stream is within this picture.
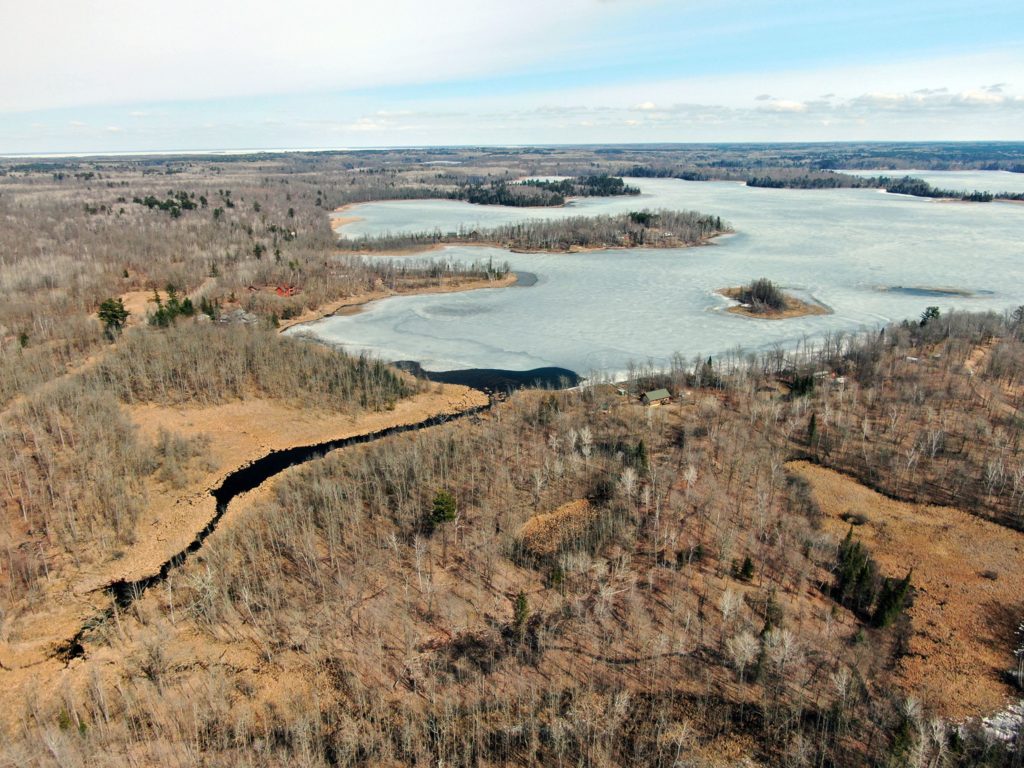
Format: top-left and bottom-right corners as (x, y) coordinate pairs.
(57, 400), (493, 661)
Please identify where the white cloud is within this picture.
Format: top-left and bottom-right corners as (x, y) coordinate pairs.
(347, 118), (388, 133)
(523, 48), (1023, 114)
(958, 89), (1009, 104)
(2, 17), (1022, 150)
(757, 99), (807, 113)
(0, 0), (640, 112)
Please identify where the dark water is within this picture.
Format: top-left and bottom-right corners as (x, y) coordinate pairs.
(513, 270), (539, 287)
(883, 286), (991, 298)
(393, 361), (582, 391)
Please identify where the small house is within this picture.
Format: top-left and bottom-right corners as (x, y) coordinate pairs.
(641, 388), (671, 406)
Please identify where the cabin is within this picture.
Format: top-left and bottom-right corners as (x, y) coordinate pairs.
(641, 388), (671, 406)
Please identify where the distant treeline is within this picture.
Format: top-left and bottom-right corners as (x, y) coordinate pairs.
(622, 165), (713, 181)
(622, 164), (873, 189)
(621, 162), (1024, 198)
(339, 209), (728, 253)
(879, 175), (1024, 202)
(455, 175), (639, 207)
(745, 174), (872, 189)
(320, 175), (641, 209)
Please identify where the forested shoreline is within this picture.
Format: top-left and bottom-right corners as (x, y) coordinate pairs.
(457, 174), (640, 207)
(879, 175), (1024, 202)
(338, 208), (729, 252)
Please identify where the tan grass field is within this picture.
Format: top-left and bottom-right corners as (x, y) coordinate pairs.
(787, 459), (1024, 718)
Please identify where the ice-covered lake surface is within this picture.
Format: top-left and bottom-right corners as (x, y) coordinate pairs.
(843, 168), (1024, 195)
(293, 175), (1024, 376)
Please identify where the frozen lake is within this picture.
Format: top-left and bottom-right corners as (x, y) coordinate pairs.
(293, 175), (1024, 376)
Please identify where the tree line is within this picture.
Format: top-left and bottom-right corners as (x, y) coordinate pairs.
(879, 175), (1024, 202)
(340, 208), (729, 252)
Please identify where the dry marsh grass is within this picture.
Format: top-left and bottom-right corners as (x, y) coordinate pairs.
(789, 459), (1024, 718)
(5, 305), (1024, 766)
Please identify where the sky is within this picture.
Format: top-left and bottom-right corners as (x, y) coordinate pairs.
(1, 0), (1022, 154)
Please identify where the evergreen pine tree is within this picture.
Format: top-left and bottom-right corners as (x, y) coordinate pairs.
(430, 490), (457, 526)
(98, 297), (130, 339)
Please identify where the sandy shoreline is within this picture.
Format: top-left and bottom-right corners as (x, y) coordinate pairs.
(329, 202), (368, 234)
(278, 272), (519, 331)
(329, 214), (363, 232)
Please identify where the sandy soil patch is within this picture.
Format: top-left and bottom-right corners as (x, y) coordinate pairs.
(719, 287), (831, 320)
(787, 460), (1024, 718)
(118, 290), (159, 327)
(964, 342), (1021, 416)
(965, 342), (994, 375)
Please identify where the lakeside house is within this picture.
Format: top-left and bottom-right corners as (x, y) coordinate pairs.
(641, 388), (671, 405)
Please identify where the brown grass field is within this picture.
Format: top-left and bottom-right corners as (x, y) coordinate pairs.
(788, 460), (1024, 719)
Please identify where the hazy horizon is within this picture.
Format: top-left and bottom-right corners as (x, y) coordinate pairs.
(6, 139), (1024, 162)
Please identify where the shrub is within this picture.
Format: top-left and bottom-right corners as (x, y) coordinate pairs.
(738, 278), (787, 312)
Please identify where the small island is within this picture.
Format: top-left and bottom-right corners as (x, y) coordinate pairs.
(720, 277), (830, 319)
